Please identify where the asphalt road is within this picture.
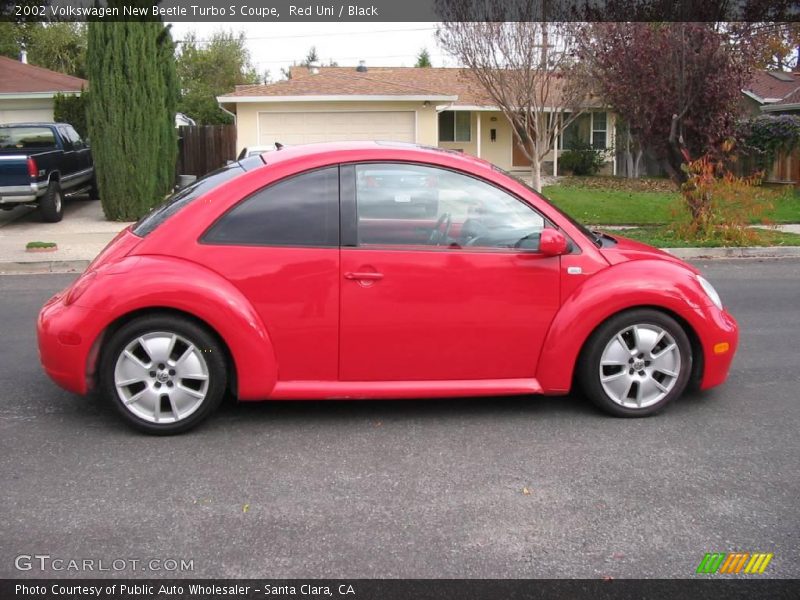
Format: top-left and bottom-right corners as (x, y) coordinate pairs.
(1, 259), (798, 580)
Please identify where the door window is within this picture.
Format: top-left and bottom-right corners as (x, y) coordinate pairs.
(354, 163), (545, 251)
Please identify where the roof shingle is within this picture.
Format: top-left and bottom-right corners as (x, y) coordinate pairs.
(0, 56), (86, 95)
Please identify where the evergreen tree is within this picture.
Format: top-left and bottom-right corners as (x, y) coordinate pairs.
(87, 20), (178, 220)
(415, 48), (432, 68)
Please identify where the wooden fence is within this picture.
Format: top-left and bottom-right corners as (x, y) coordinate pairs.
(177, 124), (236, 178)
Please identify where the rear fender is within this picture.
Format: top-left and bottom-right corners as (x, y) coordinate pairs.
(537, 260), (710, 393)
(76, 255), (278, 400)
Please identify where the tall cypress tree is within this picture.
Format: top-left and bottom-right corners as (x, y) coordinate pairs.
(87, 16), (177, 221)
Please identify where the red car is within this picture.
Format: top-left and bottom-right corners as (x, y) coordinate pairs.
(37, 142), (738, 434)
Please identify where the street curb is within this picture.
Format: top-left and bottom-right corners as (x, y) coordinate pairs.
(0, 260), (90, 275)
(0, 246), (798, 275)
(664, 246), (800, 259)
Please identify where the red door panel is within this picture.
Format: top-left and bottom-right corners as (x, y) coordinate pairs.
(340, 248), (560, 381)
(188, 246), (340, 381)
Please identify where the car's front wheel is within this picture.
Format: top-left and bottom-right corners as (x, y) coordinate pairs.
(579, 309), (692, 417)
(101, 314), (227, 434)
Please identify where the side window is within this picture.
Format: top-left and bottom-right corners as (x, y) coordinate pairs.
(59, 128), (74, 151)
(65, 126), (85, 149)
(355, 163), (545, 251)
(203, 166), (339, 247)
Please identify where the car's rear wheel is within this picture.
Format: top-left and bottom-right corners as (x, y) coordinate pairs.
(39, 181), (63, 222)
(101, 315), (227, 434)
(579, 309), (692, 417)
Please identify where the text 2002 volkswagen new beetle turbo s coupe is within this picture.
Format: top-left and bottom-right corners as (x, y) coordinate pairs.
(38, 142), (738, 434)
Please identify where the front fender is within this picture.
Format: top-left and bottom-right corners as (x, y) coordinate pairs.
(537, 260), (712, 393)
(76, 255), (278, 400)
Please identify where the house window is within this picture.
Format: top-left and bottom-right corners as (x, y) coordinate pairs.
(592, 112), (607, 150)
(560, 113), (590, 149)
(438, 111), (471, 142)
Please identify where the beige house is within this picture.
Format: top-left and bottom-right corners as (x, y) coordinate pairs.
(218, 65), (616, 176)
(0, 56), (86, 123)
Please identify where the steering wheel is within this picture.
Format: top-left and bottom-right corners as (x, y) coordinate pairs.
(428, 212), (452, 246)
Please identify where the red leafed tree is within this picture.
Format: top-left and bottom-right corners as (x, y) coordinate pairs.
(582, 23), (757, 188)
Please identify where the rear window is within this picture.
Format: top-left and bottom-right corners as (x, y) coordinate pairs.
(0, 127), (56, 150)
(132, 163), (244, 237)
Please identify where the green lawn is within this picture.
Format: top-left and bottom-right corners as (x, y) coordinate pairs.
(542, 183), (800, 225)
(605, 227), (800, 248)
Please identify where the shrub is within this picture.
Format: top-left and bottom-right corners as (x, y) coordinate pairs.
(53, 92), (89, 139)
(737, 114), (800, 170)
(676, 150), (772, 246)
(559, 140), (606, 176)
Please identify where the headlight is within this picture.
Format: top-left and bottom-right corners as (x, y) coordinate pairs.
(696, 275), (723, 310)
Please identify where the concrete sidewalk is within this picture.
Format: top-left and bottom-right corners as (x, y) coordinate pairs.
(0, 200), (130, 272)
(0, 199), (798, 274)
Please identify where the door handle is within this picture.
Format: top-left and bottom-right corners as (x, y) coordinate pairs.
(344, 272), (384, 281)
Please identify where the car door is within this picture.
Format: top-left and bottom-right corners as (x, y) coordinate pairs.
(197, 166), (341, 382)
(339, 162), (562, 382)
(65, 125), (93, 184)
(56, 126), (78, 186)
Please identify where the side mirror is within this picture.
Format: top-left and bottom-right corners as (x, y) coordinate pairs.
(539, 228), (568, 256)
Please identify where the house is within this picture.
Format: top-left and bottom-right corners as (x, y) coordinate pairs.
(0, 55), (87, 124)
(217, 65), (616, 176)
(741, 69), (800, 185)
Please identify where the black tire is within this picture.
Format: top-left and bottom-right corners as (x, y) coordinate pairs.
(87, 173), (100, 200)
(578, 309), (692, 417)
(39, 180), (64, 222)
(100, 314), (227, 434)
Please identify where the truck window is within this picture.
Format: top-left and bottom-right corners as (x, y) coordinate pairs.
(0, 127), (56, 150)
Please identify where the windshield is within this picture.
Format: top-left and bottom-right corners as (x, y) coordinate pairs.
(132, 163), (244, 237)
(492, 166), (602, 247)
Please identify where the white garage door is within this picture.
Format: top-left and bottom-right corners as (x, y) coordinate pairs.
(0, 108), (54, 124)
(258, 111), (415, 146)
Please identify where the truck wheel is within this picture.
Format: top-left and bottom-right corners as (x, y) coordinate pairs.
(88, 174), (100, 200)
(40, 181), (64, 223)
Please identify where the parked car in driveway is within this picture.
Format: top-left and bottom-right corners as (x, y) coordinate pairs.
(0, 123), (97, 222)
(37, 141), (739, 434)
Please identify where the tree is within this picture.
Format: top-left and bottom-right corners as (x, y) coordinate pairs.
(725, 22), (800, 71)
(0, 22), (86, 77)
(437, 2), (590, 191)
(301, 46), (319, 66)
(582, 23), (757, 193)
(87, 20), (178, 220)
(415, 48), (432, 68)
(176, 30), (259, 125)
(27, 23), (87, 78)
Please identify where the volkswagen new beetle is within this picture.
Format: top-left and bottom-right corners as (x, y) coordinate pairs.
(37, 142), (738, 434)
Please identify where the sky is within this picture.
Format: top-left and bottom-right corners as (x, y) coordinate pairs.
(167, 21), (460, 81)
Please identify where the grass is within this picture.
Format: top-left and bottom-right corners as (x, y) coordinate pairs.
(542, 179), (800, 225)
(605, 227), (800, 248)
(25, 241), (57, 249)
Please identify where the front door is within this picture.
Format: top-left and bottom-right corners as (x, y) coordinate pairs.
(339, 162), (561, 382)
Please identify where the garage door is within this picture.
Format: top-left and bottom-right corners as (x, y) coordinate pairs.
(258, 111), (415, 146)
(0, 108), (54, 124)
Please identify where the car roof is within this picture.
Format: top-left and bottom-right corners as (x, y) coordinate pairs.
(258, 140), (496, 173)
(0, 122), (68, 127)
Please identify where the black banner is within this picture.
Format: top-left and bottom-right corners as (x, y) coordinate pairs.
(2, 579), (800, 600)
(1, 0), (798, 23)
